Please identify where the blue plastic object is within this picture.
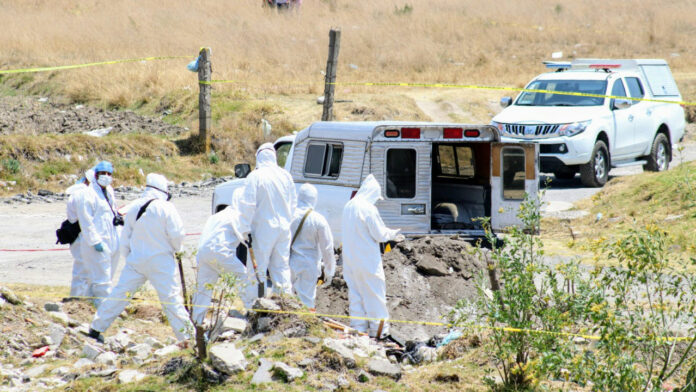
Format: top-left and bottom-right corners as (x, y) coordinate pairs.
(187, 55), (201, 72)
(94, 161), (113, 174)
(94, 243), (105, 252)
(437, 330), (463, 347)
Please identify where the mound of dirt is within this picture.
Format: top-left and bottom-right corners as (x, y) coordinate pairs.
(0, 95), (187, 136)
(316, 236), (487, 341)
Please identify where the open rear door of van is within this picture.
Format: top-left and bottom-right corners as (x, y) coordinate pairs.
(490, 143), (539, 231)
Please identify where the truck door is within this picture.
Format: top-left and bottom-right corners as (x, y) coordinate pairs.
(370, 142), (431, 234)
(491, 143), (539, 231)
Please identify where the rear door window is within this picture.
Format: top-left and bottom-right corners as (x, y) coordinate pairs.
(502, 147), (526, 200)
(386, 149), (416, 198)
(436, 145), (475, 178)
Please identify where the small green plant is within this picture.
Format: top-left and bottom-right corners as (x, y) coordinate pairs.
(452, 195), (586, 391)
(570, 226), (696, 391)
(208, 151), (219, 165)
(394, 4), (413, 15)
(2, 158), (20, 175)
(554, 4), (563, 13)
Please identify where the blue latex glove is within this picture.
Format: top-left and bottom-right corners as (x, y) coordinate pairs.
(94, 243), (105, 252)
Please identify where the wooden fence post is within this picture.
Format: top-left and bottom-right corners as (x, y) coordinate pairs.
(322, 29), (341, 121)
(198, 47), (211, 153)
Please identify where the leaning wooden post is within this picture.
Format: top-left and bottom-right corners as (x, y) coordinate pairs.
(197, 47), (211, 153)
(321, 29), (341, 121)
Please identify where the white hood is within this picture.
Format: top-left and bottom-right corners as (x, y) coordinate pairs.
(255, 143), (277, 169)
(355, 174), (383, 205)
(493, 105), (606, 125)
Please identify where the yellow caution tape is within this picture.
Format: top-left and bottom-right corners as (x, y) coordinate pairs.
(201, 78), (696, 106)
(0, 56), (190, 75)
(25, 293), (695, 343)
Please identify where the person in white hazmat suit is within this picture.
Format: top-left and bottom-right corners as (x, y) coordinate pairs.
(65, 168), (95, 298)
(89, 173), (192, 343)
(289, 183), (335, 309)
(341, 174), (403, 338)
(191, 187), (250, 325)
(238, 143), (297, 306)
(76, 161), (121, 307)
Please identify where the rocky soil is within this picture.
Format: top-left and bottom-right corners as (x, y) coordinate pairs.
(317, 236), (485, 342)
(0, 290), (472, 391)
(0, 95), (186, 136)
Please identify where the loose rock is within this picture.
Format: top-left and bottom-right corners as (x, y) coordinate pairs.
(251, 358), (274, 385)
(0, 286), (22, 305)
(209, 343), (248, 375)
(44, 302), (62, 312)
(118, 369), (146, 384)
(367, 358), (402, 380)
(72, 358), (95, 369)
(126, 343), (152, 360)
(82, 343), (104, 360)
(154, 345), (179, 358)
(95, 352), (117, 366)
(273, 362), (303, 382)
(322, 338), (356, 368)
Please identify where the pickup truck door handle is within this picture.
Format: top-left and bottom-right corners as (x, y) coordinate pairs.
(628, 114), (634, 122)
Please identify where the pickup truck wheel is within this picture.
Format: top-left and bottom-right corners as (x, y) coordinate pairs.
(643, 133), (670, 172)
(580, 140), (609, 187)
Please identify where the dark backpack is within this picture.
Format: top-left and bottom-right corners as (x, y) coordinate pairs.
(56, 219), (81, 245)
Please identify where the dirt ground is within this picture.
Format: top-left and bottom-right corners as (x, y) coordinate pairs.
(317, 237), (484, 342)
(0, 95), (186, 136)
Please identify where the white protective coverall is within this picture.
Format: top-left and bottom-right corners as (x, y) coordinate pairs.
(341, 174), (400, 337)
(191, 188), (249, 325)
(289, 183), (335, 309)
(91, 174), (192, 341)
(76, 176), (120, 306)
(238, 143), (297, 306)
(65, 169), (95, 297)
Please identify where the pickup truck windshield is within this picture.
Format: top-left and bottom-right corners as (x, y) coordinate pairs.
(516, 79), (607, 107)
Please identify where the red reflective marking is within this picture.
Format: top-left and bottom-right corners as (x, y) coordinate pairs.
(401, 127), (421, 139)
(443, 128), (463, 138)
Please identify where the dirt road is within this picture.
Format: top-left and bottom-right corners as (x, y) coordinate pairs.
(0, 195), (210, 287)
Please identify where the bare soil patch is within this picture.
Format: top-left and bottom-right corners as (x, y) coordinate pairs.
(0, 95), (186, 136)
(316, 236), (485, 341)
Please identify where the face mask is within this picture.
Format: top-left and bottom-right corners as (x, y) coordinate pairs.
(97, 175), (113, 187)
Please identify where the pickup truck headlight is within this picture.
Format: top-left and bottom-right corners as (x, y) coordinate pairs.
(558, 120), (591, 137)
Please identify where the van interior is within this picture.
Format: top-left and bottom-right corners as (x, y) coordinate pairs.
(431, 143), (491, 231)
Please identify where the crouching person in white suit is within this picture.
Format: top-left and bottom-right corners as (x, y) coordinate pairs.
(88, 173), (192, 344)
(191, 188), (250, 326)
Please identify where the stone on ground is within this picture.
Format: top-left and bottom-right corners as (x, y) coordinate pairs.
(82, 343), (104, 360)
(118, 369), (146, 383)
(251, 358), (274, 385)
(154, 345), (179, 358)
(95, 351), (117, 366)
(126, 343), (152, 360)
(221, 317), (247, 333)
(322, 338), (356, 368)
(24, 364), (48, 378)
(367, 358), (402, 380)
(0, 286), (22, 305)
(44, 302), (62, 312)
(273, 362), (304, 382)
(72, 358), (95, 368)
(209, 342), (248, 375)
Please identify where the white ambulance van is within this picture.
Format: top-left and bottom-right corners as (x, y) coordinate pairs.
(213, 121), (539, 245)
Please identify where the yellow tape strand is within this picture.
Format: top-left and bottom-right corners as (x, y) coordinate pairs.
(201, 78), (696, 106)
(0, 56), (190, 75)
(28, 293), (695, 343)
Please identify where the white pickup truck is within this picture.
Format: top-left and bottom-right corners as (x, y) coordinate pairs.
(491, 59), (685, 187)
(213, 121), (540, 246)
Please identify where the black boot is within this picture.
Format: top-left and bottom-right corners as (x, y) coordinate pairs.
(88, 328), (105, 344)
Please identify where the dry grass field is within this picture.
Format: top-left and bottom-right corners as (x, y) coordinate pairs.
(1, 0), (696, 190)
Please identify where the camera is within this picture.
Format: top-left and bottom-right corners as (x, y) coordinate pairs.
(113, 215), (124, 226)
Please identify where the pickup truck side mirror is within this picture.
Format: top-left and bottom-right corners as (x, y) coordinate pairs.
(500, 97), (513, 108)
(613, 98), (632, 110)
(234, 163), (251, 179)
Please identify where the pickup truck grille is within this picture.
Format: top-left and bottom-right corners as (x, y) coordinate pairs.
(504, 124), (560, 138)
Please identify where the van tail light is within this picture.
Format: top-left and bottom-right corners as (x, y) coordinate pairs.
(350, 190), (358, 199)
(443, 128), (463, 138)
(401, 127), (421, 139)
(384, 130), (400, 138)
(464, 129), (480, 137)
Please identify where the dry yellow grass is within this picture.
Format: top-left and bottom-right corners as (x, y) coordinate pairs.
(2, 0), (696, 104)
(1, 0), (696, 194)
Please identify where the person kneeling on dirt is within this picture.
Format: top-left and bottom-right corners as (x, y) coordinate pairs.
(341, 174), (404, 338)
(289, 183), (335, 310)
(89, 173), (191, 345)
(191, 187), (250, 326)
